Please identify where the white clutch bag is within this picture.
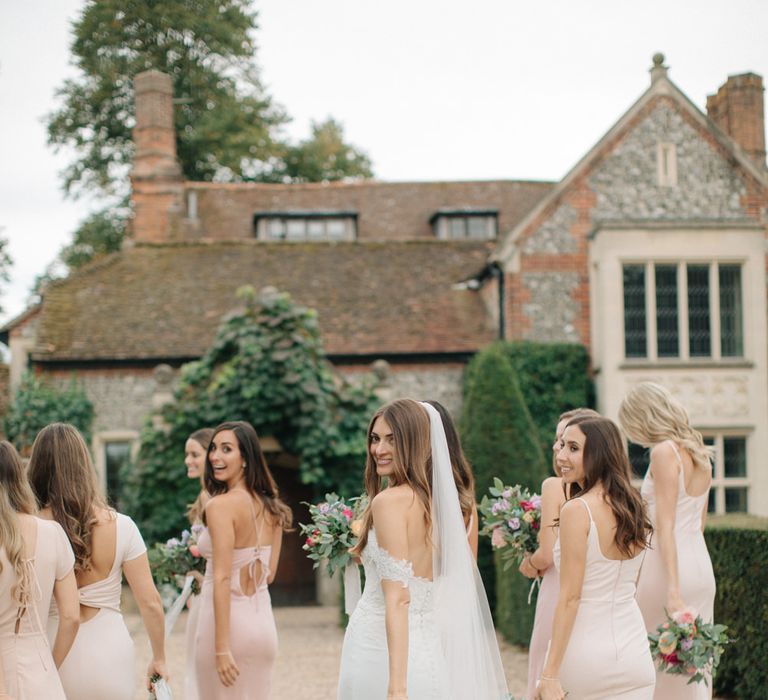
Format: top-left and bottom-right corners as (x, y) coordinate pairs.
(149, 678), (173, 700)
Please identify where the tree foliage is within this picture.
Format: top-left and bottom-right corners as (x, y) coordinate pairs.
(123, 286), (378, 543)
(0, 229), (12, 314)
(3, 373), (94, 455)
(59, 205), (127, 270)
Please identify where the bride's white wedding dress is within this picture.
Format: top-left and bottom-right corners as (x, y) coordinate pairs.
(337, 529), (449, 700)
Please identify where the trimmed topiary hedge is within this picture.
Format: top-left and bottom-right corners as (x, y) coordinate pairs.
(705, 515), (768, 699)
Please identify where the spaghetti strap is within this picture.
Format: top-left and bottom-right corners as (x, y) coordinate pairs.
(667, 440), (684, 466)
(231, 489), (265, 546)
(573, 497), (595, 522)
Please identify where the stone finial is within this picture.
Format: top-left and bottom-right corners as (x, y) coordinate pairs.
(650, 52), (668, 83)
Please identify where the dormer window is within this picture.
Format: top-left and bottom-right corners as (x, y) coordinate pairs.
(254, 211), (357, 241)
(430, 210), (498, 240)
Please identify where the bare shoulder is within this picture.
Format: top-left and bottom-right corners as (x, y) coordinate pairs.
(205, 491), (239, 516)
(650, 441), (680, 478)
(372, 485), (414, 515)
(541, 476), (564, 497)
(559, 498), (590, 528)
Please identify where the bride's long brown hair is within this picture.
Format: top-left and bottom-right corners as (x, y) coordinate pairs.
(564, 415), (652, 557)
(351, 399), (432, 556)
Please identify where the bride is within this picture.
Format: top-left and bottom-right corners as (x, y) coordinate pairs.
(337, 399), (508, 700)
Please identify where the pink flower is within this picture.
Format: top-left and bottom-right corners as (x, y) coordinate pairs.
(491, 527), (507, 549)
(520, 500), (535, 512)
(661, 651), (680, 665)
(342, 507), (354, 521)
(305, 536), (316, 547)
(671, 608), (697, 626)
(189, 544), (201, 558)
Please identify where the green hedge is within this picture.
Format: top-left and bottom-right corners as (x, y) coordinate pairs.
(705, 516), (768, 698)
(495, 549), (539, 646)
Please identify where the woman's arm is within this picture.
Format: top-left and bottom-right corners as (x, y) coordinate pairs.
(50, 570), (79, 667)
(373, 492), (411, 700)
(649, 442), (685, 613)
(267, 521), (283, 585)
(467, 503), (479, 560)
(525, 477), (565, 576)
(536, 500), (589, 700)
(123, 553), (167, 688)
(206, 496), (239, 687)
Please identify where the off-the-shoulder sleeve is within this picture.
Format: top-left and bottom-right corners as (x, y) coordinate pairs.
(119, 513), (147, 562)
(51, 521), (75, 580)
(370, 544), (414, 587)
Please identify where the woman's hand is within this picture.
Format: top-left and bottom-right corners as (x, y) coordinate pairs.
(536, 677), (567, 699)
(146, 658), (169, 690)
(519, 553), (540, 579)
(187, 569), (204, 585)
(216, 651), (240, 687)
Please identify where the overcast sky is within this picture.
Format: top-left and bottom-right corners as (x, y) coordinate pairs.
(1, 0), (766, 325)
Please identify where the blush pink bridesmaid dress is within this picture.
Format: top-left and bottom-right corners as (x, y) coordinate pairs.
(195, 500), (278, 699)
(636, 441), (716, 699)
(0, 518), (74, 700)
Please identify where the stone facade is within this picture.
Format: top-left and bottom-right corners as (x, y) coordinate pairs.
(521, 202), (578, 255)
(520, 272), (581, 343)
(591, 101), (748, 221)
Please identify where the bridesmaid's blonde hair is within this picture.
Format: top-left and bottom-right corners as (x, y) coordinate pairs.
(27, 423), (109, 572)
(351, 399), (432, 556)
(618, 382), (713, 471)
(0, 441), (37, 608)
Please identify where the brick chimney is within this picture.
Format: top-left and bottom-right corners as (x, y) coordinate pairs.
(706, 73), (766, 169)
(129, 70), (183, 243)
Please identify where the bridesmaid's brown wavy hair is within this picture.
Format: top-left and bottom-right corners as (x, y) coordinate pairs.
(564, 416), (652, 558)
(203, 421), (292, 531)
(351, 399), (432, 557)
(27, 423), (108, 573)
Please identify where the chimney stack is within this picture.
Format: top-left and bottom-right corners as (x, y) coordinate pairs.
(707, 73), (766, 169)
(130, 70), (183, 243)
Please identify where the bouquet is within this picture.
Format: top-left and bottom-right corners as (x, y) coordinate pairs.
(479, 478), (541, 570)
(648, 608), (730, 685)
(299, 493), (367, 577)
(148, 524), (206, 598)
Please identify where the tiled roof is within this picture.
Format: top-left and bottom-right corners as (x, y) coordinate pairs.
(29, 240), (496, 362)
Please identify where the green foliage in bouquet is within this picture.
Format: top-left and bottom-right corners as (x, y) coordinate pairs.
(4, 373), (94, 456)
(122, 287), (379, 543)
(300, 493), (366, 577)
(704, 518), (768, 698)
(148, 528), (205, 597)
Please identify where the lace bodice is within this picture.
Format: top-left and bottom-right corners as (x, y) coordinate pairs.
(356, 529), (434, 616)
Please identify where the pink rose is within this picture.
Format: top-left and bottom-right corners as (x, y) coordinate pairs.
(671, 608), (697, 626)
(189, 544), (201, 558)
(491, 527), (507, 549)
(342, 507), (354, 521)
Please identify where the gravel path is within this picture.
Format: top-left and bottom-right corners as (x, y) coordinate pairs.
(130, 605), (529, 699)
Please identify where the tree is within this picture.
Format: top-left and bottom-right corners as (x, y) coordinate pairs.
(0, 229), (12, 314)
(123, 286), (378, 543)
(277, 119), (373, 183)
(47, 0), (287, 198)
(3, 373), (94, 456)
(59, 205), (127, 270)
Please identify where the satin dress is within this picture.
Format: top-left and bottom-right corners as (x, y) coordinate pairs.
(554, 499), (655, 699)
(195, 500), (278, 699)
(0, 518), (74, 700)
(526, 564), (558, 699)
(50, 512), (147, 700)
(637, 442), (715, 699)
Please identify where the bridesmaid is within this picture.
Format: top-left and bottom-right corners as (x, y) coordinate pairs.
(519, 407), (598, 700)
(195, 421), (292, 699)
(27, 423), (168, 699)
(536, 416), (655, 700)
(424, 400), (479, 557)
(619, 382), (716, 699)
(184, 427), (214, 700)
(0, 441), (79, 699)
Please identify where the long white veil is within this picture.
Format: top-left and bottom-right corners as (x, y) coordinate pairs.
(420, 402), (509, 700)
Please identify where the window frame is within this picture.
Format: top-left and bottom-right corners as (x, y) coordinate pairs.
(702, 431), (751, 515)
(93, 430), (140, 506)
(430, 210), (498, 240)
(620, 259), (746, 363)
(253, 212), (358, 242)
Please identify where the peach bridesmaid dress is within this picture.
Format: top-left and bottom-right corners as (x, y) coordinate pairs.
(553, 499), (655, 699)
(0, 517), (74, 700)
(49, 512), (148, 700)
(195, 501), (277, 699)
(526, 565), (558, 699)
(637, 441), (715, 699)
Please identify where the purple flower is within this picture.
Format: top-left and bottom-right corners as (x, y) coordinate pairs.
(181, 529), (191, 544)
(502, 489), (512, 499)
(191, 523), (204, 538)
(508, 518), (521, 531)
(530, 495), (542, 509)
(318, 503), (331, 514)
(165, 537), (180, 550)
(680, 638), (694, 651)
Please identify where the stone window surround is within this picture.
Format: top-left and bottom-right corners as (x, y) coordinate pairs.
(93, 429), (140, 498)
(703, 429), (751, 515)
(620, 257), (746, 363)
(656, 142), (678, 187)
